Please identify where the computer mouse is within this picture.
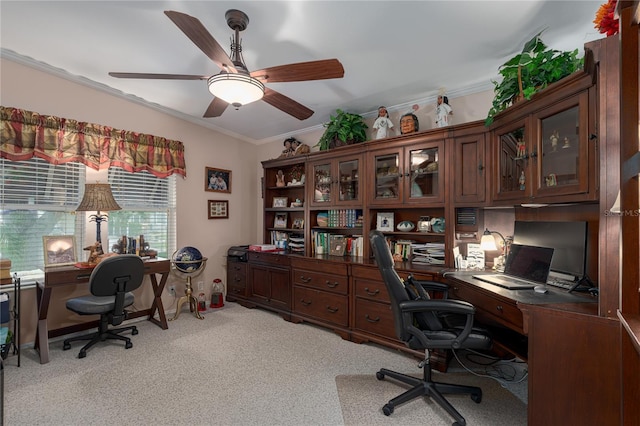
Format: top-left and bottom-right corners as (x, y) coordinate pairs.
(534, 285), (548, 294)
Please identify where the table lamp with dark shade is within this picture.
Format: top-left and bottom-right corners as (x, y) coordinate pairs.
(76, 183), (121, 254)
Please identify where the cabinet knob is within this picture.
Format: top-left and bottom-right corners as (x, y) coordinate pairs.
(365, 314), (380, 323)
(496, 305), (503, 312)
(325, 280), (338, 288)
(364, 287), (380, 296)
(478, 163), (484, 172)
(530, 151), (538, 158)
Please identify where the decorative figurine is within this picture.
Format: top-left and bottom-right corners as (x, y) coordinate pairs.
(276, 170), (286, 187)
(400, 112), (419, 135)
(516, 138), (526, 158)
(562, 137), (571, 149)
(278, 138), (295, 158)
(519, 171), (526, 190)
(291, 138), (310, 155)
(550, 130), (559, 152)
(435, 95), (453, 128)
(372, 106), (394, 139)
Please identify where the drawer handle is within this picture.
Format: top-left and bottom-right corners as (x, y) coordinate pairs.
(365, 314), (380, 323)
(325, 280), (338, 288)
(326, 306), (338, 313)
(232, 288), (241, 293)
(300, 299), (312, 306)
(364, 287), (379, 296)
(496, 305), (503, 312)
(234, 277), (242, 282)
(76, 274), (91, 280)
(299, 275), (312, 283)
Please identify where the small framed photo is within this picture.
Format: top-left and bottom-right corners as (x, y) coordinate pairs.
(208, 200), (229, 219)
(376, 212), (394, 232)
(43, 235), (77, 267)
(205, 167), (232, 193)
(273, 197), (288, 208)
(274, 212), (288, 228)
(292, 218), (304, 229)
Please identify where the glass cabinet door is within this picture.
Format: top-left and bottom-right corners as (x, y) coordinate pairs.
(337, 158), (360, 203)
(311, 162), (332, 204)
(535, 92), (589, 197)
(408, 145), (441, 201)
(493, 121), (529, 201)
(372, 151), (401, 203)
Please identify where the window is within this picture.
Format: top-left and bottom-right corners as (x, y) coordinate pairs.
(107, 167), (176, 259)
(0, 158), (84, 276)
(0, 159), (176, 287)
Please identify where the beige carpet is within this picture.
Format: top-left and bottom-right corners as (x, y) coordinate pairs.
(336, 372), (527, 426)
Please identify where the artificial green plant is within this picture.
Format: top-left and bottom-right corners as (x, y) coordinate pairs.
(316, 109), (368, 151)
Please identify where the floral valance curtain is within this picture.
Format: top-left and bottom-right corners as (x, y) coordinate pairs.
(0, 106), (186, 178)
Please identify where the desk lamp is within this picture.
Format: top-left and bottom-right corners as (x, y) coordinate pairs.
(480, 228), (507, 270)
(76, 183), (121, 255)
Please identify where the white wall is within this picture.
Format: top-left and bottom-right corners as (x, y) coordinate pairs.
(1, 58), (258, 295)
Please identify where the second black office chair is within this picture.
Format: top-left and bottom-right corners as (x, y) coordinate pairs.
(369, 230), (493, 426)
(63, 254), (144, 358)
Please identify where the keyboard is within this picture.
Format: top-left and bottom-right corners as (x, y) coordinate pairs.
(546, 278), (575, 290)
(472, 274), (537, 289)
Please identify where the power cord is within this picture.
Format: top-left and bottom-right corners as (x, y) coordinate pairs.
(451, 349), (529, 388)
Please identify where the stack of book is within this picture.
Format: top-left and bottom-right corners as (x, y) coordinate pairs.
(287, 234), (305, 253)
(411, 242), (445, 264)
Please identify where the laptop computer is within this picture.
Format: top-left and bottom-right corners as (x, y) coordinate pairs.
(472, 244), (555, 290)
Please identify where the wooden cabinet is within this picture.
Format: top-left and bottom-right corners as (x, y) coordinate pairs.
(290, 257), (350, 339)
(452, 124), (487, 205)
(491, 73), (597, 204)
(368, 137), (446, 206)
(308, 153), (363, 207)
(247, 252), (291, 316)
(262, 157), (307, 254)
(226, 260), (247, 302)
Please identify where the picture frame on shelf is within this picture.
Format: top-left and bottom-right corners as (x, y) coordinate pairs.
(273, 196), (288, 208)
(205, 167), (232, 193)
(274, 212), (288, 228)
(376, 212), (394, 232)
(208, 200), (229, 219)
(42, 235), (77, 267)
(329, 235), (346, 256)
(292, 218), (304, 229)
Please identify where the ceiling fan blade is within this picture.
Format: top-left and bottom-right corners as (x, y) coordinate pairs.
(109, 72), (209, 80)
(203, 97), (229, 118)
(251, 59), (344, 83)
(164, 10), (237, 73)
(262, 87), (313, 120)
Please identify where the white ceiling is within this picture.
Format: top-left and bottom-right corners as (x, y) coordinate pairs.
(0, 1), (604, 144)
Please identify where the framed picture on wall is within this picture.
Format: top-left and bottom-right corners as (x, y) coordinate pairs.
(42, 235), (77, 267)
(208, 200), (229, 219)
(205, 167), (232, 193)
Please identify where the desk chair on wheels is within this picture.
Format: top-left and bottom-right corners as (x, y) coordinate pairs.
(369, 230), (492, 426)
(63, 255), (144, 358)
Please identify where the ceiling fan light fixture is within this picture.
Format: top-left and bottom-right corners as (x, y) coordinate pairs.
(208, 73), (265, 108)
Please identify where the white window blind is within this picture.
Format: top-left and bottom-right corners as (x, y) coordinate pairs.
(0, 158), (85, 273)
(107, 167), (176, 259)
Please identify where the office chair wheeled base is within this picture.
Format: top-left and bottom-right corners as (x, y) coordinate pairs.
(376, 362), (482, 426)
(63, 318), (138, 359)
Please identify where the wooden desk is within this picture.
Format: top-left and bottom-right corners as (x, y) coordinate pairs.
(34, 257), (171, 364)
(443, 272), (622, 424)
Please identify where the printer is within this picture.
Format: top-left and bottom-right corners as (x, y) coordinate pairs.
(227, 245), (249, 262)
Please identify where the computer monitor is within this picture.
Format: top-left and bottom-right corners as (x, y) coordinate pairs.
(513, 221), (588, 281)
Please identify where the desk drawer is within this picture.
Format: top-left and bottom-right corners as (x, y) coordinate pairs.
(293, 287), (348, 327)
(353, 298), (395, 340)
(292, 269), (348, 295)
(290, 257), (348, 275)
(248, 251), (290, 266)
(353, 279), (390, 303)
(451, 282), (523, 331)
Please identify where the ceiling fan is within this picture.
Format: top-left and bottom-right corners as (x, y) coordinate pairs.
(109, 10), (345, 120)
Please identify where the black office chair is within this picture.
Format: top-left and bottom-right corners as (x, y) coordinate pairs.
(63, 255), (144, 358)
(369, 230), (492, 426)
